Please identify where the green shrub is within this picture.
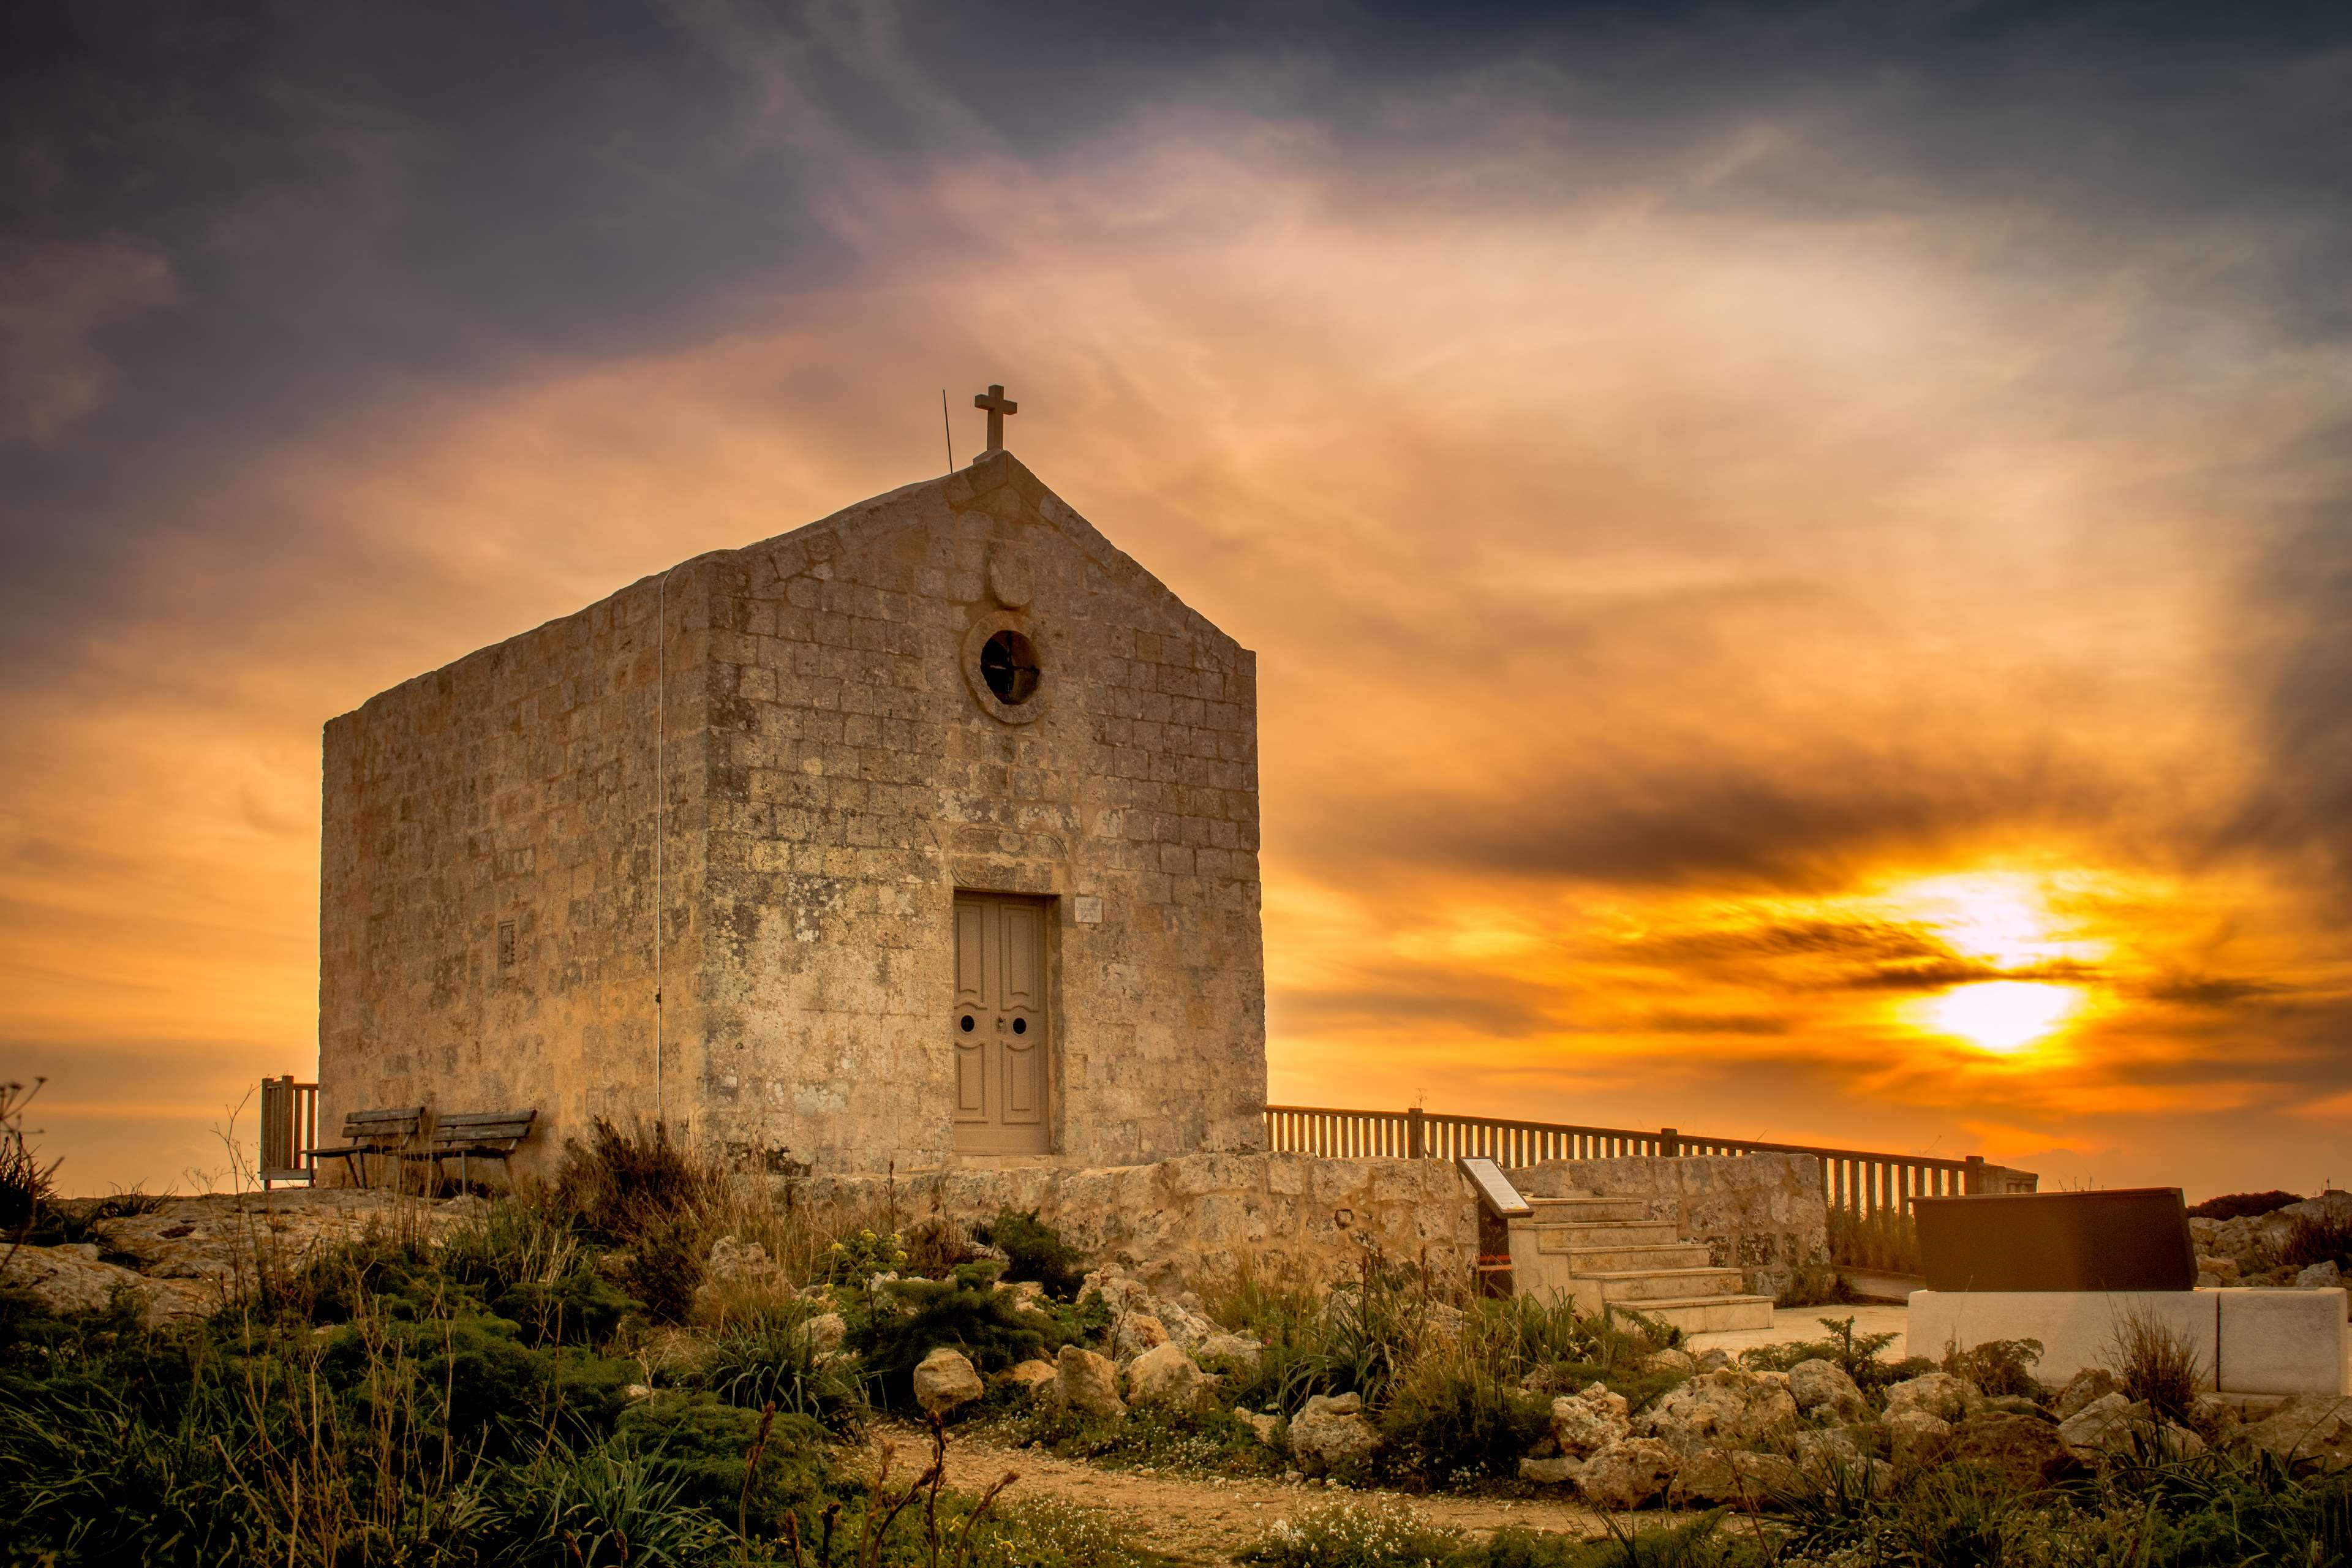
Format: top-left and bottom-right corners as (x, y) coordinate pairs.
(903, 1216), (983, 1277)
(2188, 1190), (2301, 1221)
(848, 1262), (1068, 1408)
(1377, 1350), (1551, 1484)
(1826, 1208), (1921, 1274)
(492, 1265), (639, 1347)
(1774, 1264), (1853, 1310)
(825, 1226), (911, 1287)
(1740, 1314), (1926, 1396)
(701, 1310), (867, 1433)
(612, 1395), (834, 1539)
(553, 1118), (713, 1249)
(481, 1439), (733, 1566)
(976, 1208), (1089, 1300)
(1461, 1514), (1761, 1567)
(1941, 1336), (2045, 1400)
(623, 1215), (706, 1326)
(1239, 1498), (1462, 1568)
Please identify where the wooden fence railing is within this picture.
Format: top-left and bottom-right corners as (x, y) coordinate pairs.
(260, 1076), (319, 1189)
(1263, 1104), (2037, 1220)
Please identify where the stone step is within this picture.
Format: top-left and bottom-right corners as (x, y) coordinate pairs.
(1607, 1294), (1778, 1334)
(1523, 1196), (1657, 1224)
(1522, 1220), (1683, 1248)
(1586, 1266), (1751, 1303)
(1561, 1244), (1717, 1274)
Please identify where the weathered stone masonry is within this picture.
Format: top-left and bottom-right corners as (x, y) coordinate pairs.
(318, 451), (1268, 1176)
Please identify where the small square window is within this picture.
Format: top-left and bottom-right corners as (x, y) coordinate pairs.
(497, 920), (517, 971)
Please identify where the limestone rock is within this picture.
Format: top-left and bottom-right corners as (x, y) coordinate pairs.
(1289, 1393), (1381, 1477)
(2241, 1393), (2352, 1471)
(802, 1312), (846, 1355)
(2188, 1392), (2241, 1439)
(1792, 1429), (1893, 1491)
(1551, 1382), (1632, 1458)
(1, 1245), (211, 1324)
(1883, 1372), (1982, 1424)
(1238, 1409), (1280, 1445)
(1642, 1348), (1697, 1378)
(1951, 1412), (2070, 1487)
(1786, 1359), (1867, 1422)
(1005, 1359), (1059, 1395)
(1673, 1448), (1798, 1510)
(2057, 1392), (2141, 1458)
(1640, 1368), (1798, 1449)
(2297, 1260), (2342, 1288)
(1518, 1455), (1580, 1485)
(1125, 1342), (1212, 1413)
(1051, 1345), (1125, 1422)
(1576, 1438), (1681, 1510)
(913, 1348), (984, 1417)
(1692, 1348), (1734, 1374)
(1881, 1407), (1953, 1458)
(2056, 1368), (2122, 1420)
(1114, 1313), (1169, 1363)
(1198, 1330), (1264, 1370)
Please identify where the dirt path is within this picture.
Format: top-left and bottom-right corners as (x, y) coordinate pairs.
(869, 1422), (1613, 1567)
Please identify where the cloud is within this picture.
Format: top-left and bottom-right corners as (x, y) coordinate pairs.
(0, 238), (172, 442)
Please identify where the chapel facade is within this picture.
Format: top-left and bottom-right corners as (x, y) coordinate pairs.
(315, 447), (1268, 1175)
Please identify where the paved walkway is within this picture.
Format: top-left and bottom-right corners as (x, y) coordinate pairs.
(1684, 1303), (1910, 1362)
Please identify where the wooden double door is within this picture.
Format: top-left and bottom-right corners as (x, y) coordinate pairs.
(951, 892), (1052, 1154)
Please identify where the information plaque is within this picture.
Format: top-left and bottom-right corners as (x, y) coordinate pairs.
(1457, 1156), (1534, 1219)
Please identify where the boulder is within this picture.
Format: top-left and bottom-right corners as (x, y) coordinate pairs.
(1, 1245), (212, 1324)
(1792, 1429), (1893, 1491)
(1289, 1392), (1381, 1477)
(1692, 1348), (1735, 1374)
(2055, 1368), (2122, 1420)
(1642, 1348), (1698, 1378)
(1237, 1409), (1281, 1445)
(1004, 1359), (1059, 1395)
(1950, 1412), (2070, 1487)
(2188, 1392), (2241, 1440)
(1551, 1382), (1633, 1457)
(1640, 1368), (1798, 1449)
(912, 1348), (984, 1417)
(2297, 1261), (2342, 1288)
(2241, 1393), (2352, 1472)
(1577, 1438), (1681, 1510)
(1881, 1407), (1953, 1458)
(1126, 1342), (1213, 1413)
(1519, 1455), (1580, 1485)
(1673, 1448), (1799, 1510)
(1084, 1268), (1218, 1351)
(1051, 1345), (1126, 1422)
(2056, 1392), (2140, 1458)
(1198, 1331), (1264, 1370)
(1883, 1372), (1982, 1424)
(1786, 1359), (1867, 1422)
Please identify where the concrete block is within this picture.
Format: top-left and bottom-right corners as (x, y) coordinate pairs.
(1909, 1290), (2219, 1388)
(2217, 1289), (2349, 1396)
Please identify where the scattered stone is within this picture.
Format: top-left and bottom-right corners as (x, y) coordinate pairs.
(624, 1383), (654, 1400)
(1881, 1407), (1953, 1458)
(1125, 1342), (1213, 1413)
(1640, 1368), (1798, 1448)
(2188, 1392), (2241, 1439)
(1642, 1349), (1698, 1378)
(2055, 1368), (2122, 1420)
(1051, 1344), (1126, 1422)
(1551, 1382), (1633, 1457)
(1884, 1372), (1983, 1424)
(1289, 1393), (1381, 1477)
(1114, 1313), (1170, 1363)
(1786, 1359), (1868, 1422)
(2056, 1392), (2140, 1458)
(1792, 1428), (1892, 1490)
(1004, 1359), (1059, 1395)
(1692, 1348), (1734, 1374)
(912, 1348), (984, 1417)
(2198, 1255), (2241, 1286)
(2296, 1261), (2342, 1288)
(1576, 1437), (1682, 1510)
(1085, 1268), (1217, 1351)
(1673, 1447), (1798, 1510)
(1981, 1395), (2047, 1419)
(1237, 1409), (1280, 1445)
(1518, 1455), (1580, 1485)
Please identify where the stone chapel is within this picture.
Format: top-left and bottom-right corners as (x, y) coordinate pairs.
(315, 434), (1268, 1176)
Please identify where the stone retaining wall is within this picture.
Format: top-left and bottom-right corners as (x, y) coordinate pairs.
(1509, 1153), (1829, 1298)
(791, 1151), (1477, 1291)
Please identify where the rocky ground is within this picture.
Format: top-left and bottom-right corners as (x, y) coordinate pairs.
(2193, 1190), (2352, 1288)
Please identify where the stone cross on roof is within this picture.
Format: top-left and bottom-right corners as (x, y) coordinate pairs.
(974, 383), (1017, 453)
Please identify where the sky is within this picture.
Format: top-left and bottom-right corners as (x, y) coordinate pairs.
(2, 1), (2348, 1199)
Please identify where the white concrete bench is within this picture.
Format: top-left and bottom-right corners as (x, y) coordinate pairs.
(1910, 1287), (2348, 1396)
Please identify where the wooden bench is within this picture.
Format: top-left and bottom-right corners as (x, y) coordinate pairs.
(303, 1107), (425, 1189)
(404, 1109), (537, 1189)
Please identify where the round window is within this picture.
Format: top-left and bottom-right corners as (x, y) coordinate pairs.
(980, 629), (1041, 706)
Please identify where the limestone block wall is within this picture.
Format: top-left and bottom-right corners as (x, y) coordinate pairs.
(317, 564), (714, 1175)
(692, 452), (1267, 1172)
(1510, 1154), (1830, 1297)
(794, 1152), (1476, 1291)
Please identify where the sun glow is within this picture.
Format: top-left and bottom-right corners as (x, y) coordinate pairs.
(1915, 980), (2087, 1055)
(1887, 871), (2105, 970)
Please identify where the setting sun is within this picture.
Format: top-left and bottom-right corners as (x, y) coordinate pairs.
(1915, 981), (2087, 1055)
